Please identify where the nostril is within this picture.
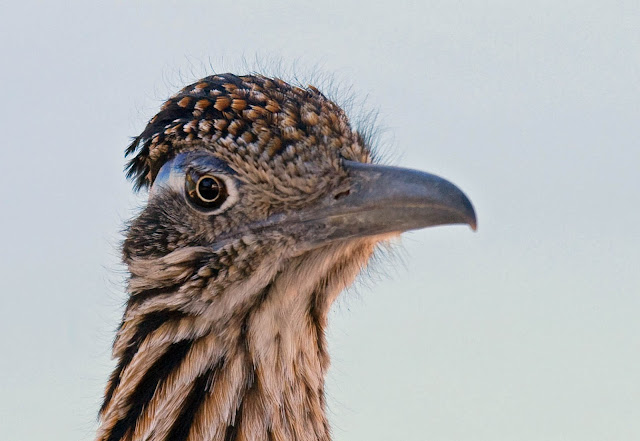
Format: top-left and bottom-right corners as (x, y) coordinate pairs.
(334, 189), (350, 200)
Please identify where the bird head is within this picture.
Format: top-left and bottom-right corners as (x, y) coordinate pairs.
(121, 73), (475, 313)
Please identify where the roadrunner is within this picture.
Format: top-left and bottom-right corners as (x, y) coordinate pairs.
(97, 73), (476, 441)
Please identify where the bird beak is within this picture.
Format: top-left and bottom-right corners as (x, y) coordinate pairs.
(305, 160), (477, 244)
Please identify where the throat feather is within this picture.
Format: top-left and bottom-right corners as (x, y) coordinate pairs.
(98, 240), (377, 441)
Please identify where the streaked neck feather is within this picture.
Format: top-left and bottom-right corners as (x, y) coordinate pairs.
(97, 240), (377, 441)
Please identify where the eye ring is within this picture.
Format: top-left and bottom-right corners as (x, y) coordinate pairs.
(196, 175), (222, 203)
(185, 173), (229, 210)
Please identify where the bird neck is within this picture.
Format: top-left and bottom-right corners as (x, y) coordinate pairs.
(97, 239), (377, 441)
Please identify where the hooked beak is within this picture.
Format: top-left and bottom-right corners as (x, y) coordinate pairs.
(306, 160), (477, 243)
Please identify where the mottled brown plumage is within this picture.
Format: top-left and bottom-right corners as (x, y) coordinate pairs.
(97, 73), (476, 441)
(125, 74), (369, 192)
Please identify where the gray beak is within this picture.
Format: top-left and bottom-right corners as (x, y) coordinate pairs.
(308, 160), (477, 243)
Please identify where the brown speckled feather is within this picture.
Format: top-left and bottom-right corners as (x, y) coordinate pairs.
(125, 73), (370, 191)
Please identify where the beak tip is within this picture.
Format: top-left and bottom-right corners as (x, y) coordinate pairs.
(467, 208), (478, 231)
(457, 192), (477, 232)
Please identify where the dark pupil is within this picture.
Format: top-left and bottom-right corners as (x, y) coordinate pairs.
(198, 177), (220, 201)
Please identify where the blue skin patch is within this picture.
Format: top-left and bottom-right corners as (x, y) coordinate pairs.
(151, 152), (236, 197)
(149, 152), (241, 215)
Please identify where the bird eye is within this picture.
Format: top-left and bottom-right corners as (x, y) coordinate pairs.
(185, 173), (228, 210)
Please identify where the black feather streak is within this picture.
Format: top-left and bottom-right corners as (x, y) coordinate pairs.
(166, 361), (222, 441)
(223, 403), (242, 441)
(106, 340), (192, 441)
(100, 309), (186, 415)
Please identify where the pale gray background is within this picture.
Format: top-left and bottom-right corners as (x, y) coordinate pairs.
(1, 1), (638, 440)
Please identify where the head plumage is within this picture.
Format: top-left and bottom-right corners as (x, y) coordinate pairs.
(125, 73), (371, 191)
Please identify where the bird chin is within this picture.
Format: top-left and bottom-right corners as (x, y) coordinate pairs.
(291, 230), (402, 256)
